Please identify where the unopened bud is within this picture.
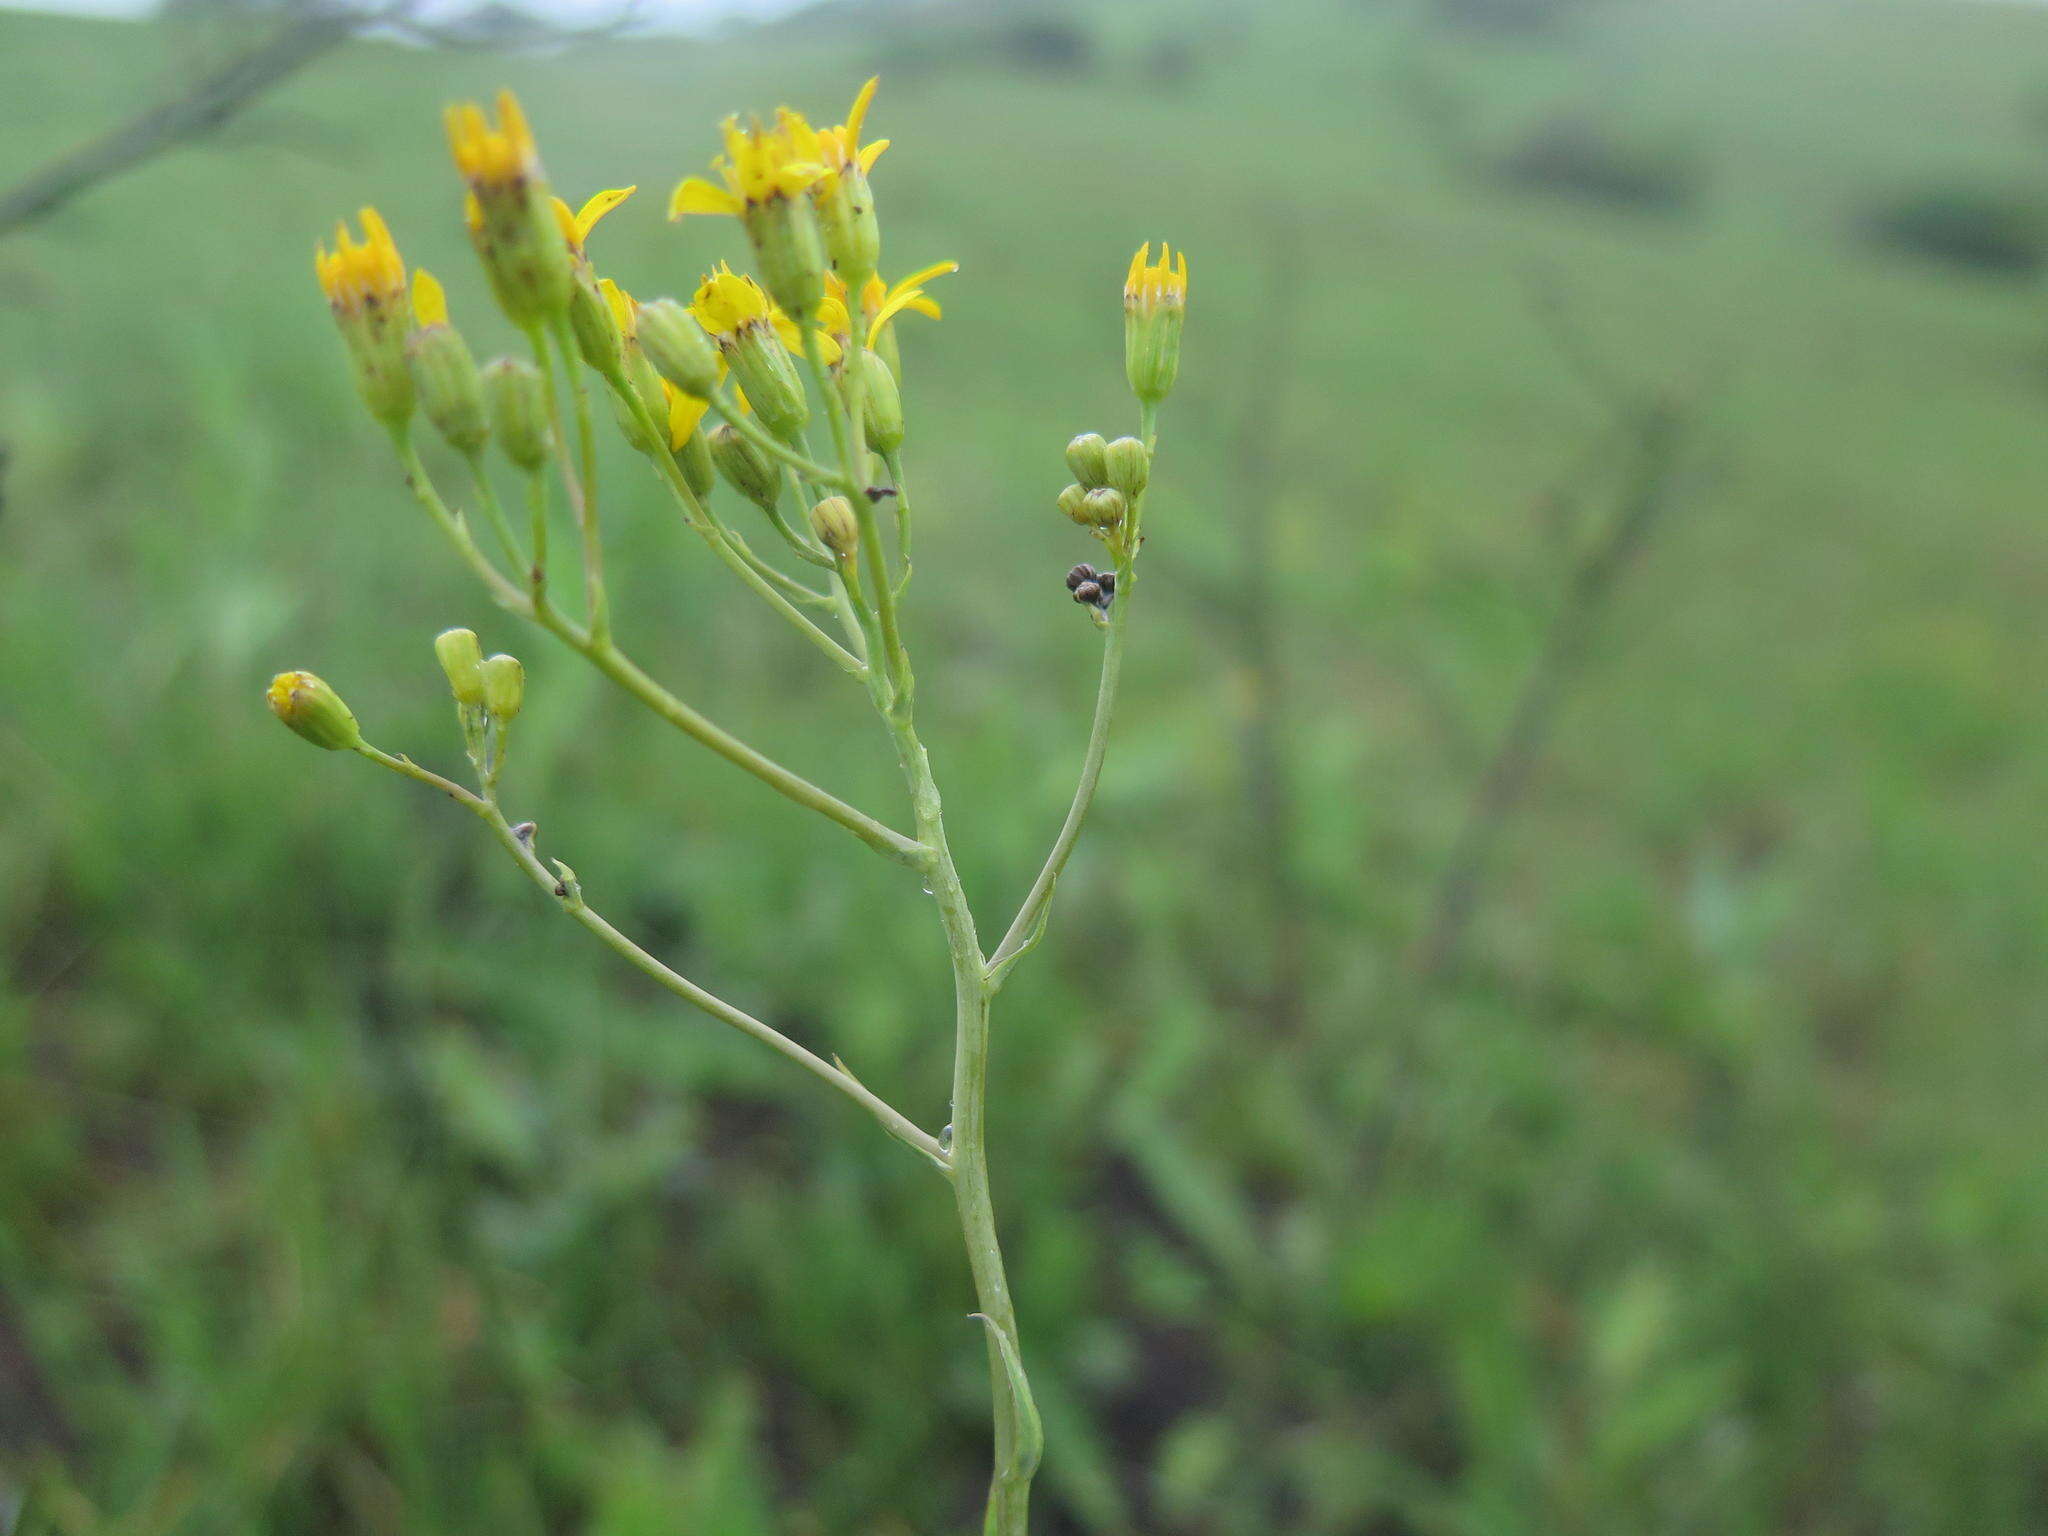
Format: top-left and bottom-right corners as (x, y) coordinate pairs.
(1080, 487), (1127, 529)
(744, 196), (828, 319)
(568, 267), (622, 375)
(1065, 433), (1109, 489)
(709, 422), (781, 510)
(481, 653), (524, 721)
(725, 327), (808, 439)
(610, 343), (669, 455)
(266, 670), (362, 751)
(1102, 436), (1150, 501)
(483, 358), (552, 472)
(637, 297), (722, 399)
(857, 350), (904, 455)
(675, 426), (716, 499)
(810, 494), (860, 558)
(434, 627), (486, 706)
(1057, 483), (1091, 525)
(409, 325), (489, 454)
(816, 166), (881, 289)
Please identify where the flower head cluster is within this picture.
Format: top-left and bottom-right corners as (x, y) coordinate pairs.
(315, 209), (413, 425)
(447, 90), (572, 323)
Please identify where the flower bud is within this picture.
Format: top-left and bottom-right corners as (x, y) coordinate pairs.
(816, 166), (881, 290)
(744, 196), (829, 320)
(409, 324), (489, 454)
(725, 327), (808, 439)
(1102, 436), (1150, 501)
(1123, 241), (1188, 406)
(1079, 487), (1127, 529)
(674, 427), (716, 500)
(709, 422), (781, 510)
(809, 494), (860, 558)
(610, 343), (669, 456)
(484, 358), (552, 472)
(434, 627), (486, 706)
(1065, 433), (1109, 489)
(1056, 483), (1091, 525)
(568, 266), (622, 375)
(266, 670), (362, 752)
(636, 297), (722, 399)
(854, 349), (904, 455)
(481, 653), (525, 721)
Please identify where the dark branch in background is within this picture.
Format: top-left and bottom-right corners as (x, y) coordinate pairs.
(1409, 269), (1716, 984)
(0, 4), (369, 243)
(0, 0), (639, 247)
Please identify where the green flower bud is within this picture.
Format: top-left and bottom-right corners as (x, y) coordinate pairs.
(1102, 436), (1150, 501)
(568, 266), (622, 375)
(636, 297), (722, 399)
(1065, 433), (1109, 489)
(483, 358), (552, 472)
(1080, 487), (1127, 529)
(725, 326), (808, 439)
(266, 670), (362, 752)
(675, 426), (716, 500)
(709, 422), (781, 510)
(853, 349), (904, 455)
(481, 653), (525, 721)
(1057, 483), (1091, 525)
(609, 342), (669, 456)
(743, 195), (828, 320)
(809, 494), (860, 558)
(816, 166), (880, 290)
(434, 627), (486, 706)
(409, 324), (489, 454)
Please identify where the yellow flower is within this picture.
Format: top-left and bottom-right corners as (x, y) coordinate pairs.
(445, 88), (572, 322)
(412, 267), (449, 328)
(1124, 240), (1189, 313)
(691, 265), (842, 364)
(315, 206), (406, 315)
(814, 76), (891, 187)
(691, 264), (777, 337)
(550, 186), (637, 259)
(669, 112), (825, 219)
(445, 89), (540, 190)
(315, 207), (413, 423)
(664, 381), (712, 449)
(860, 261), (957, 346)
(1123, 241), (1188, 405)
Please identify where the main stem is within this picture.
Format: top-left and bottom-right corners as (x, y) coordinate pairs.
(890, 708), (1036, 1534)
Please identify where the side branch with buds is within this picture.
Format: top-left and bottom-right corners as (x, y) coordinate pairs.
(276, 77), (1186, 1536)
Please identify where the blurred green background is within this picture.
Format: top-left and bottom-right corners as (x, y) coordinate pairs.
(4, 0), (2047, 1529)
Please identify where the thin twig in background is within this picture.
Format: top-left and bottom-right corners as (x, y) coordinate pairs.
(0, 0), (641, 246)
(0, 5), (369, 244)
(1409, 271), (1712, 983)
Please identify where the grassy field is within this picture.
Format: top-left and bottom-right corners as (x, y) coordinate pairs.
(4, 0), (2048, 1530)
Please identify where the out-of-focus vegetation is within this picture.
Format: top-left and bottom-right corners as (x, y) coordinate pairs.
(4, 0), (2047, 1530)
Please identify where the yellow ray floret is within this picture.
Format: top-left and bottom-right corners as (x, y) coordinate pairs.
(815, 76), (890, 182)
(663, 380), (712, 447)
(1125, 241), (1189, 309)
(411, 268), (448, 327)
(669, 112), (826, 219)
(446, 89), (540, 187)
(862, 260), (957, 345)
(550, 186), (636, 256)
(315, 206), (406, 312)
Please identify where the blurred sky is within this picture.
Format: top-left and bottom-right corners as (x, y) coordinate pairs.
(0, 0), (800, 22)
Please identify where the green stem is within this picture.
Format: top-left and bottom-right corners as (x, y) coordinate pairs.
(710, 387), (850, 488)
(987, 576), (1128, 983)
(607, 374), (866, 678)
(356, 743), (949, 1167)
(883, 448), (914, 594)
(396, 444), (924, 867)
(523, 468), (549, 601)
(550, 316), (611, 646)
(809, 332), (912, 705)
(465, 452), (526, 574)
